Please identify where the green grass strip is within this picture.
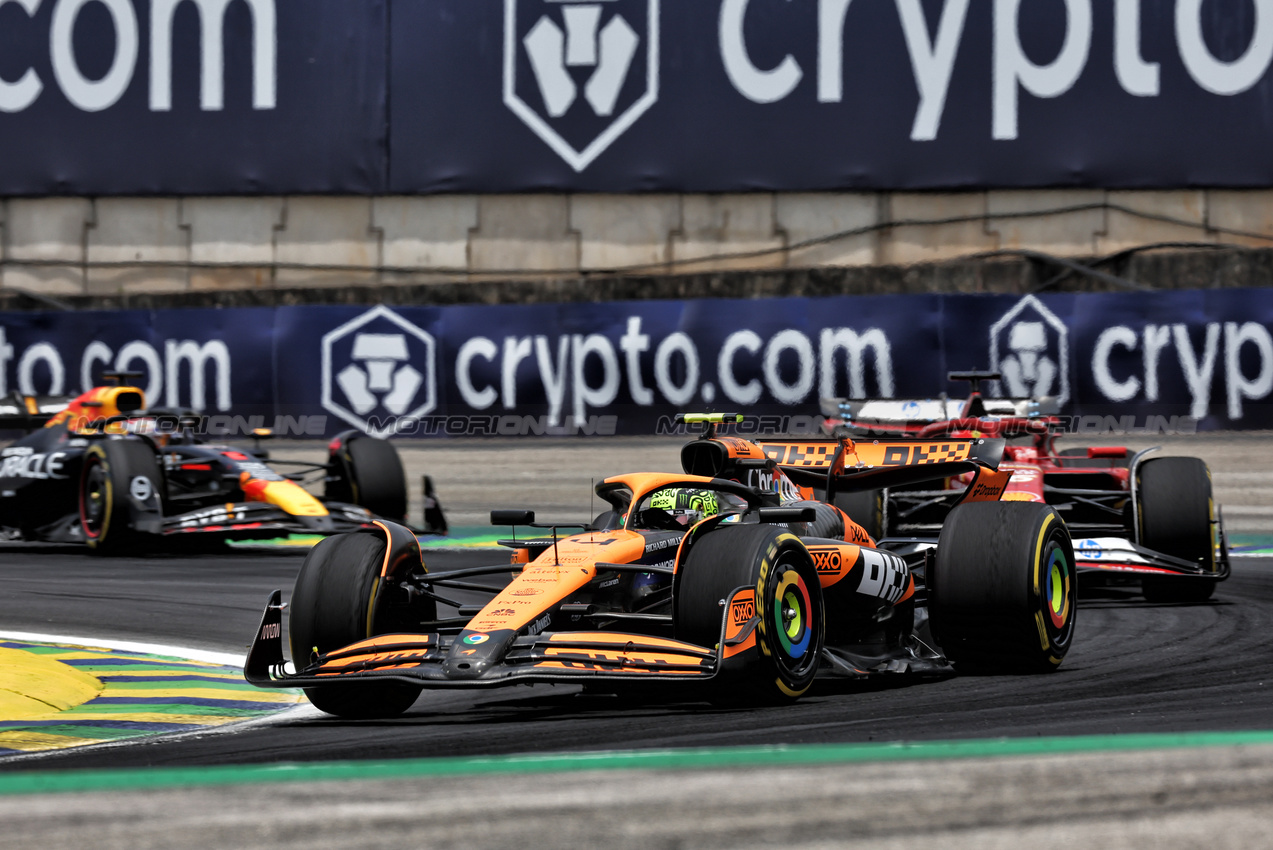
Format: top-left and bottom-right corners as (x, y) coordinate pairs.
(103, 680), (262, 692)
(57, 704), (282, 718)
(4, 730), (1273, 796)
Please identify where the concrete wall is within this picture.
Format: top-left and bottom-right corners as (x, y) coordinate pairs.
(1, 190), (1269, 296)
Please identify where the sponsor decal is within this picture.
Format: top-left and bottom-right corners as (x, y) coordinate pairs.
(881, 443), (966, 466)
(230, 460), (284, 482)
(1076, 539), (1104, 559)
(177, 505), (248, 529)
(745, 467), (806, 503)
(969, 481), (1005, 499)
(729, 597), (755, 626)
(0, 450), (69, 480)
(857, 550), (908, 604)
(128, 476), (154, 501)
(511, 588), (540, 596)
(526, 613), (553, 636)
(487, 608), (518, 617)
(463, 633), (490, 645)
(643, 535), (681, 553)
(809, 547), (843, 575)
(260, 622), (281, 640)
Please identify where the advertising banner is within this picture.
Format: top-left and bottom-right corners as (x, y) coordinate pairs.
(7, 1), (1273, 193)
(4, 289), (1273, 436)
(0, 0), (385, 194)
(396, 0), (1273, 192)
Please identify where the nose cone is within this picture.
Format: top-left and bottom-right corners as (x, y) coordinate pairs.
(299, 515), (336, 533)
(443, 630), (516, 679)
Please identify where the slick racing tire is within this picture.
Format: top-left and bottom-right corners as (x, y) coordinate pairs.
(336, 436), (409, 523)
(676, 524), (824, 703)
(1137, 457), (1218, 604)
(289, 531), (423, 719)
(929, 501), (1076, 674)
(833, 489), (885, 543)
(79, 440), (163, 554)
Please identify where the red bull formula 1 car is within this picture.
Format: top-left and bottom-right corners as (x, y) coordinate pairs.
(246, 415), (1077, 717)
(821, 372), (1229, 603)
(0, 372), (444, 551)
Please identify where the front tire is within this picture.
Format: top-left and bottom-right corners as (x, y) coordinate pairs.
(79, 440), (163, 554)
(929, 501), (1076, 673)
(676, 524), (824, 703)
(290, 531), (423, 718)
(333, 437), (409, 523)
(1137, 457), (1218, 603)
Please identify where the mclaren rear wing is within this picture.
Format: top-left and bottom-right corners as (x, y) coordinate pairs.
(755, 437), (1008, 494)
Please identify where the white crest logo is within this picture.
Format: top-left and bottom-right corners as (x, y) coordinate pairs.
(321, 306), (437, 438)
(129, 476), (153, 502)
(504, 0), (659, 172)
(989, 295), (1070, 406)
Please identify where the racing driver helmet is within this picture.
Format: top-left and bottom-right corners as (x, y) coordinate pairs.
(648, 487), (720, 527)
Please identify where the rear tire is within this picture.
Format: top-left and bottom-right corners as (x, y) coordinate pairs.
(833, 489), (885, 542)
(676, 524), (823, 703)
(79, 440), (164, 554)
(290, 531), (423, 718)
(929, 501), (1076, 673)
(1137, 457), (1217, 603)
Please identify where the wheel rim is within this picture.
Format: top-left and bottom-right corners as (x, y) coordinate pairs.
(1045, 545), (1071, 630)
(80, 460), (108, 539)
(1039, 538), (1075, 646)
(769, 559), (816, 668)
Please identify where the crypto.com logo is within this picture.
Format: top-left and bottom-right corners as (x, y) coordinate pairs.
(321, 306), (436, 438)
(989, 295), (1070, 407)
(504, 0), (659, 171)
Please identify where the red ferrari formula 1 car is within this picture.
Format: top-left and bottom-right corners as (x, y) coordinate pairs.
(0, 372), (444, 551)
(821, 372), (1229, 602)
(246, 416), (1076, 717)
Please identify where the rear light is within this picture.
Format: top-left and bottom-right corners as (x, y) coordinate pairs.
(328, 438), (343, 454)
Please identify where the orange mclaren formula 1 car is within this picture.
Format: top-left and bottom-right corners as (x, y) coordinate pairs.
(246, 415), (1077, 717)
(0, 372), (443, 551)
(821, 372), (1230, 603)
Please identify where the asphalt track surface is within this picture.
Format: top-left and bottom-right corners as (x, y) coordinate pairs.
(1, 545), (1269, 771)
(3, 435), (1273, 847)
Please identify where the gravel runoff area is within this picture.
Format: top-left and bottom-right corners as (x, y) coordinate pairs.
(268, 431), (1273, 533)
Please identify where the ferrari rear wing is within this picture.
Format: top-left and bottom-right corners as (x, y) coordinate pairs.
(820, 395), (1059, 427)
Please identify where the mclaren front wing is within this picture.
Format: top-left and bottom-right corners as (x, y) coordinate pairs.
(245, 587), (763, 690)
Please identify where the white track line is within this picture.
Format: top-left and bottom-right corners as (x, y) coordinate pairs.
(0, 631), (243, 667)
